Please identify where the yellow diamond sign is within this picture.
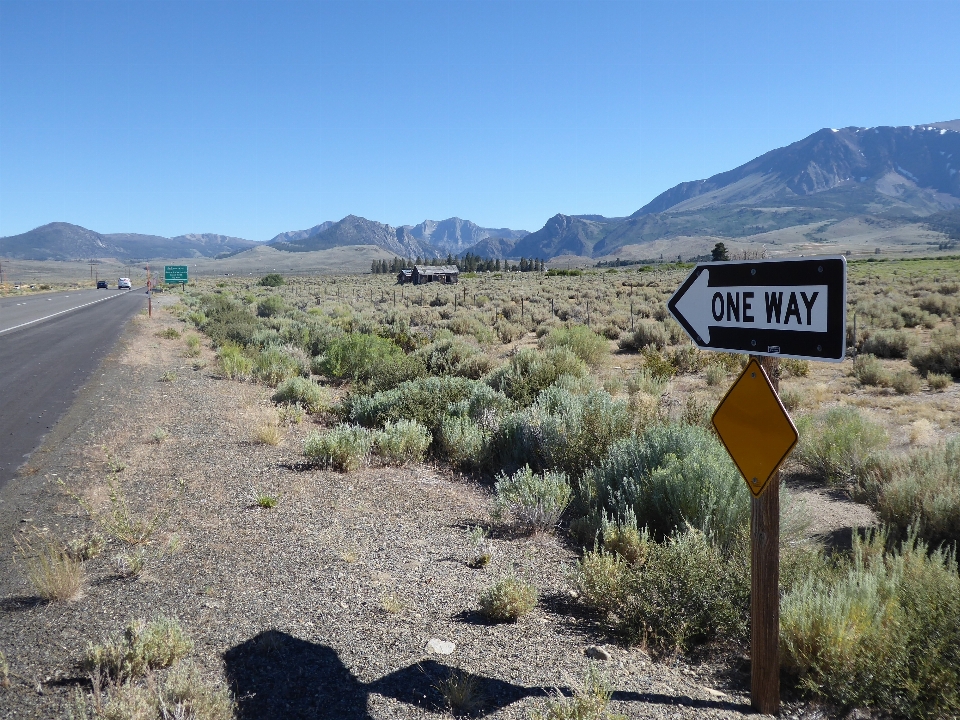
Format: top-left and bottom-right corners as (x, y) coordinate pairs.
(712, 358), (798, 498)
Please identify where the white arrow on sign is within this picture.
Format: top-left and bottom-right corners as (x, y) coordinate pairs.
(674, 269), (828, 344)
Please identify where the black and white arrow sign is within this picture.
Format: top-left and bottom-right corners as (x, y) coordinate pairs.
(667, 256), (847, 362)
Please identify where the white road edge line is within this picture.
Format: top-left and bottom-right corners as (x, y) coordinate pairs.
(0, 290), (134, 336)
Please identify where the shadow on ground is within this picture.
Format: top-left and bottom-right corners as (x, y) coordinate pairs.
(223, 630), (752, 719)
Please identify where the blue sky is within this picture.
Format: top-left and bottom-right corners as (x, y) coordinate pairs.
(1, 0), (958, 240)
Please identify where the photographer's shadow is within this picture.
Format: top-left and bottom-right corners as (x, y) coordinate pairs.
(223, 630), (554, 719)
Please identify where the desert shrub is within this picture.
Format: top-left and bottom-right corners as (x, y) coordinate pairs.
(618, 321), (669, 351)
(663, 317), (687, 344)
(795, 407), (888, 486)
(315, 332), (405, 384)
(927, 372), (951, 390)
(779, 385), (803, 411)
(479, 576), (537, 622)
(891, 369), (921, 394)
(539, 325), (609, 367)
(493, 466), (571, 532)
(625, 368), (668, 396)
(782, 357), (811, 377)
(346, 376), (504, 440)
(81, 617), (192, 681)
(582, 424), (749, 549)
(780, 530), (960, 718)
(533, 387), (634, 477)
(484, 347), (587, 406)
(217, 344), (252, 380)
(909, 326), (960, 378)
(868, 438), (960, 548)
(154, 663), (235, 720)
(862, 329), (915, 359)
(577, 527), (748, 653)
(256, 295), (285, 318)
(530, 666), (621, 720)
(484, 411), (548, 474)
(303, 424), (374, 471)
(667, 345), (705, 374)
(852, 353), (890, 386)
(601, 324), (622, 340)
(483, 387), (633, 477)
(272, 377), (329, 413)
(576, 546), (629, 613)
(638, 346), (676, 379)
(704, 363), (727, 386)
(156, 327), (181, 340)
(374, 419), (432, 465)
(900, 305), (936, 329)
(678, 393), (711, 427)
(919, 292), (960, 317)
(438, 415), (488, 469)
(494, 318), (525, 343)
(184, 333), (202, 357)
(249, 326), (283, 350)
(446, 314), (496, 344)
(201, 296), (261, 347)
(252, 345), (307, 386)
(258, 273), (285, 287)
(412, 337), (493, 378)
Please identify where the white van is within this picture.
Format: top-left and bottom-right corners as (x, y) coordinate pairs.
(118, 278), (132, 289)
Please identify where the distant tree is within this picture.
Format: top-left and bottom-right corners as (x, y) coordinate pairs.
(711, 242), (730, 262)
(259, 273), (285, 287)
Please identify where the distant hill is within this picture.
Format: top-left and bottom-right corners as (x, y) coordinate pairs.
(269, 216), (527, 258)
(513, 121), (960, 260)
(633, 123), (960, 217)
(406, 217), (528, 254)
(506, 214), (620, 258)
(268, 222), (335, 245)
(0, 222), (258, 260)
(268, 215), (437, 258)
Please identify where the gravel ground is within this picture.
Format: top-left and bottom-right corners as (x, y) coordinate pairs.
(0, 299), (855, 719)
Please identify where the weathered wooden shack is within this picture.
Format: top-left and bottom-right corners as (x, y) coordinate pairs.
(411, 265), (459, 285)
(397, 269), (413, 284)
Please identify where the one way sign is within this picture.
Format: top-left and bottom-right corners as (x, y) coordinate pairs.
(667, 256), (846, 362)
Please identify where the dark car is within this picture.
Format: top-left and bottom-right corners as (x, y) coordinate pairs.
(96, 280), (108, 289)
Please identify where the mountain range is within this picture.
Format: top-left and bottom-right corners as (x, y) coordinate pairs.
(3, 120), (958, 262)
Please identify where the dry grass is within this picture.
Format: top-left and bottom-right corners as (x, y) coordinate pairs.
(435, 669), (484, 715)
(253, 422), (283, 446)
(16, 535), (84, 602)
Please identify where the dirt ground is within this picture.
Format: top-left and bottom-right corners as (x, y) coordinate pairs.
(0, 298), (897, 720)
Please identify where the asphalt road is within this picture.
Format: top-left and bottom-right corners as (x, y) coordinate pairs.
(0, 287), (130, 334)
(0, 288), (147, 489)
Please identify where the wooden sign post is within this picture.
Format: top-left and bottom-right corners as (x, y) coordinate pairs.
(751, 355), (781, 715)
(711, 356), (797, 716)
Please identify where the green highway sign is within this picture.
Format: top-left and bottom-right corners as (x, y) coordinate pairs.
(164, 265), (189, 284)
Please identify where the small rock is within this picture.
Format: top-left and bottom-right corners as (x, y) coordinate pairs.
(585, 645), (611, 661)
(425, 638), (456, 655)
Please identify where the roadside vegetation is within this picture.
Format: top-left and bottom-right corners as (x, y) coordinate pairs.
(122, 257), (960, 717)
